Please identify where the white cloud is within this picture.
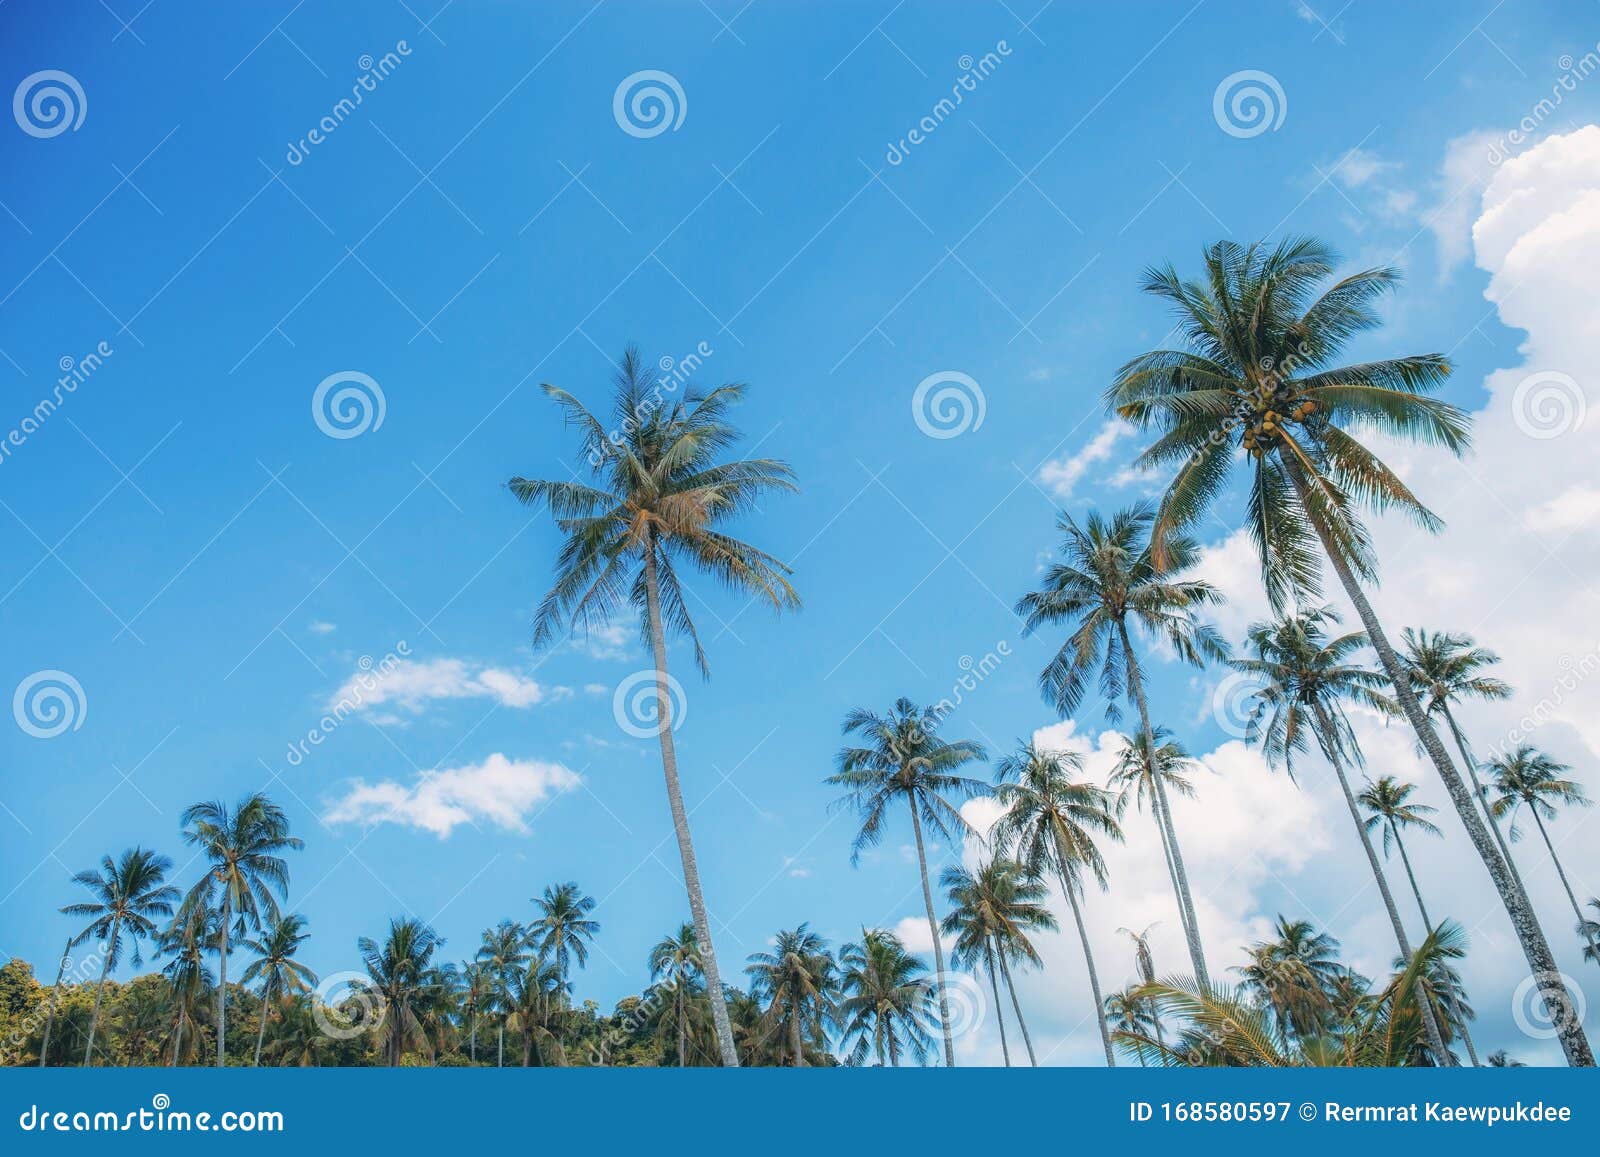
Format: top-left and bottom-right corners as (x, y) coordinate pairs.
(308, 620), (336, 635)
(573, 621), (633, 661)
(324, 753), (581, 837)
(1525, 483), (1600, 535)
(1038, 421), (1133, 500)
(1427, 129), (1504, 276)
(328, 657), (557, 714)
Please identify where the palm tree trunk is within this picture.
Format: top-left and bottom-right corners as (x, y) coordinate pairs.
(907, 798), (956, 1067)
(1285, 459), (1595, 1066)
(83, 916), (120, 1065)
(253, 993), (269, 1066)
(216, 891), (230, 1068)
(37, 940), (69, 1067)
(1311, 703), (1451, 1064)
(996, 951), (1037, 1066)
(985, 943), (1011, 1067)
(497, 1018), (504, 1067)
(170, 1004), (185, 1066)
(886, 1027), (899, 1067)
(1392, 824), (1434, 932)
(1056, 861), (1115, 1066)
(789, 1001), (805, 1067)
(643, 543), (740, 1068)
(1530, 811), (1600, 962)
(677, 987), (688, 1067)
(469, 1013), (476, 1063)
(1441, 706), (1530, 895)
(1118, 621), (1210, 989)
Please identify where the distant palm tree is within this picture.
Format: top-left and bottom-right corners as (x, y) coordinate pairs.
(648, 922), (703, 1067)
(746, 925), (836, 1067)
(992, 740), (1123, 1065)
(179, 793), (302, 1067)
(35, 936), (74, 1068)
(528, 883), (599, 998)
(113, 981), (172, 1062)
(261, 995), (334, 1067)
(940, 858), (1056, 1066)
(510, 347), (800, 1066)
(475, 921), (527, 1068)
(827, 697), (988, 1067)
(1016, 504), (1226, 988)
(1487, 746), (1600, 963)
(357, 917), (446, 1066)
(1581, 900), (1600, 967)
(61, 847), (178, 1064)
(1109, 238), (1590, 1066)
(1117, 923), (1165, 1052)
(1108, 726), (1202, 935)
(1358, 777), (1444, 930)
(1235, 916), (1343, 1043)
(459, 962), (493, 1064)
(507, 956), (565, 1065)
(1486, 1048), (1525, 1067)
(1103, 985), (1160, 1064)
(837, 928), (935, 1067)
(240, 914), (315, 1066)
(158, 900), (215, 1066)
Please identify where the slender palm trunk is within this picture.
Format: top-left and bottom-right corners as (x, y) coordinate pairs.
(886, 1027), (900, 1067)
(1118, 621), (1210, 989)
(1530, 811), (1600, 962)
(788, 998), (805, 1066)
(1286, 460), (1595, 1066)
(985, 943), (1012, 1067)
(996, 951), (1037, 1065)
(643, 544), (740, 1067)
(1441, 707), (1531, 895)
(253, 992), (270, 1066)
(497, 1018), (504, 1067)
(170, 1004), (186, 1066)
(216, 890), (230, 1068)
(1391, 823), (1434, 932)
(83, 917), (120, 1065)
(37, 940), (69, 1067)
(677, 986), (687, 1067)
(1055, 858), (1115, 1066)
(907, 799), (957, 1066)
(469, 1013), (476, 1063)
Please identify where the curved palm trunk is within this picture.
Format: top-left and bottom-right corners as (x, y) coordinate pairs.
(1286, 461), (1595, 1067)
(83, 917), (120, 1065)
(170, 1004), (186, 1066)
(1391, 823), (1434, 932)
(1055, 860), (1115, 1066)
(996, 951), (1037, 1066)
(1118, 621), (1210, 989)
(1530, 811), (1600, 962)
(907, 800), (957, 1066)
(984, 943), (1012, 1067)
(253, 992), (270, 1066)
(643, 546), (740, 1067)
(37, 940), (70, 1067)
(1441, 707), (1530, 895)
(469, 1013), (476, 1063)
(216, 890), (231, 1068)
(885, 1025), (900, 1067)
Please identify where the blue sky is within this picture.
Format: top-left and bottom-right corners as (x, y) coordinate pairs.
(4, 1), (1600, 1063)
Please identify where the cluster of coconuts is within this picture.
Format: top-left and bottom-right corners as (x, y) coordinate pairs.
(1240, 396), (1318, 457)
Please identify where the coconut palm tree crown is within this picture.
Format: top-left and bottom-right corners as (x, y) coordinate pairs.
(358, 917), (446, 1066)
(745, 925), (837, 1067)
(837, 928), (935, 1067)
(240, 914), (316, 1066)
(528, 882), (599, 994)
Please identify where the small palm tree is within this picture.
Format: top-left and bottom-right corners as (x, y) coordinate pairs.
(1358, 778), (1443, 931)
(826, 697), (988, 1067)
(1016, 505), (1225, 988)
(158, 900), (215, 1066)
(1103, 985), (1160, 1064)
(509, 347), (800, 1066)
(357, 917), (446, 1066)
(1381, 919), (1475, 1066)
(1487, 746), (1599, 963)
(179, 792), (302, 1067)
(992, 740), (1123, 1065)
(61, 847), (178, 1064)
(1486, 1048), (1525, 1067)
(1581, 900), (1600, 967)
(837, 928), (935, 1067)
(459, 962), (493, 1063)
(239, 914), (315, 1066)
(35, 936), (75, 1068)
(648, 922), (704, 1067)
(746, 925), (837, 1067)
(940, 858), (1056, 1066)
(529, 883), (599, 994)
(506, 956), (564, 1066)
(475, 921), (527, 1068)
(1235, 917), (1343, 1042)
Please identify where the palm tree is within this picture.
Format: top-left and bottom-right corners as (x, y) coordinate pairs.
(837, 928), (935, 1067)
(179, 792), (302, 1067)
(1108, 726), (1201, 934)
(1103, 985), (1160, 1064)
(1109, 237), (1591, 1065)
(648, 922), (704, 1067)
(746, 925), (836, 1067)
(113, 981), (173, 1063)
(1581, 900), (1600, 967)
(158, 900), (214, 1066)
(475, 921), (527, 1068)
(1016, 504), (1225, 988)
(1235, 916), (1343, 1042)
(459, 962), (493, 1064)
(1233, 606), (1451, 1062)
(826, 697), (989, 1066)
(509, 347), (800, 1066)
(35, 936), (74, 1068)
(506, 956), (564, 1066)
(528, 882), (599, 1010)
(61, 847), (178, 1064)
(992, 740), (1123, 1065)
(1487, 746), (1600, 962)
(239, 914), (315, 1066)
(1117, 923), (1165, 1052)
(1358, 777), (1443, 931)
(357, 917), (445, 1066)
(1486, 1048), (1525, 1067)
(940, 858), (1056, 1066)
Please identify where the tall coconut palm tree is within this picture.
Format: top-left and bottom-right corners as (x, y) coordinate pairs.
(1235, 916), (1343, 1043)
(826, 697), (989, 1067)
(239, 914), (315, 1066)
(158, 900), (214, 1067)
(506, 956), (565, 1066)
(1109, 237), (1591, 1065)
(1232, 606), (1452, 1062)
(179, 793), (301, 1067)
(1016, 505), (1226, 988)
(1358, 777), (1443, 931)
(357, 917), (445, 1067)
(528, 882), (599, 1006)
(475, 921), (527, 1068)
(837, 928), (935, 1067)
(459, 962), (493, 1064)
(61, 847), (178, 1065)
(746, 925), (837, 1067)
(940, 858), (1056, 1066)
(648, 922), (704, 1067)
(1117, 923), (1165, 1052)
(992, 740), (1124, 1065)
(1108, 726), (1201, 931)
(509, 347), (800, 1066)
(1380, 919), (1476, 1066)
(1487, 746), (1600, 962)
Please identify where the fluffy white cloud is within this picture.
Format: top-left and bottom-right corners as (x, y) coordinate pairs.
(328, 657), (557, 714)
(324, 753), (581, 837)
(1038, 421), (1134, 500)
